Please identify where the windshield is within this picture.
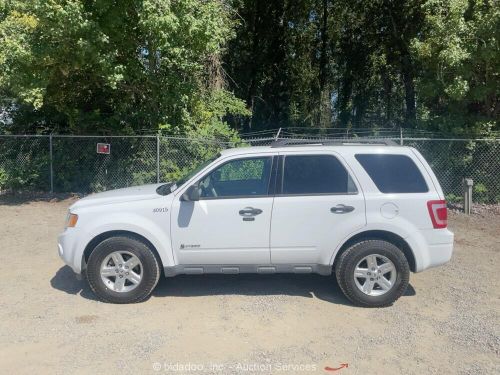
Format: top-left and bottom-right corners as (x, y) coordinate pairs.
(158, 154), (220, 195)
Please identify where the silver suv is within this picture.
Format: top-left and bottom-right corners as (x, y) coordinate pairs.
(58, 139), (454, 306)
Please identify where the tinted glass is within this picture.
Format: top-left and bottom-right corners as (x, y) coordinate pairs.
(282, 155), (355, 195)
(199, 157), (272, 198)
(355, 154), (428, 193)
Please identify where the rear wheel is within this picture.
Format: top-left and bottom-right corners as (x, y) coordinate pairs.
(86, 236), (160, 304)
(335, 240), (410, 307)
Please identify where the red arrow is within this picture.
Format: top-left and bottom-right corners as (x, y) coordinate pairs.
(324, 363), (349, 371)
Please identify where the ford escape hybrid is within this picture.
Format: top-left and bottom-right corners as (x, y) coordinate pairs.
(58, 139), (454, 307)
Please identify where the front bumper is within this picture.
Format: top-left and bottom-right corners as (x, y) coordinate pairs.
(57, 228), (83, 274)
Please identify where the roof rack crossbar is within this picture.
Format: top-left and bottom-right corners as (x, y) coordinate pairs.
(270, 138), (398, 148)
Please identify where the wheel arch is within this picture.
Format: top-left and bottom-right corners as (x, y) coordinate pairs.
(82, 230), (164, 274)
(332, 230), (416, 272)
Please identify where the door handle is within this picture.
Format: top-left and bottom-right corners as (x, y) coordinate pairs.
(330, 204), (355, 214)
(239, 207), (263, 216)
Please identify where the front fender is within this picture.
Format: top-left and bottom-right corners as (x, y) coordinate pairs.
(72, 212), (174, 273)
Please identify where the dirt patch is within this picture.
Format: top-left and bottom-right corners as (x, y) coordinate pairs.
(0, 199), (498, 374)
(75, 315), (99, 324)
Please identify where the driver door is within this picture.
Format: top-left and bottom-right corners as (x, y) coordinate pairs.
(171, 155), (275, 265)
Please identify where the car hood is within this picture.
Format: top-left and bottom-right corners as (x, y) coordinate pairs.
(70, 183), (167, 210)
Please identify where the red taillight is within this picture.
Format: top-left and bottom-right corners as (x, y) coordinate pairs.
(427, 200), (447, 229)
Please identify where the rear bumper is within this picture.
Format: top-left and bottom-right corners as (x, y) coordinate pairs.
(412, 229), (454, 272)
(424, 242), (454, 270)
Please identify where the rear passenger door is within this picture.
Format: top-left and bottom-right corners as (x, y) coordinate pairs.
(270, 152), (366, 265)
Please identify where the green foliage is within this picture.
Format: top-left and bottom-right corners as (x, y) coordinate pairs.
(411, 0), (500, 134)
(157, 137), (223, 184)
(218, 158), (264, 180)
(0, 0), (249, 135)
(0, 137), (49, 191)
(0, 0), (497, 135)
(445, 193), (462, 203)
(0, 155), (48, 192)
(224, 0), (498, 133)
(473, 182), (488, 203)
(0, 167), (7, 189)
(50, 137), (159, 192)
(0, 1), (498, 200)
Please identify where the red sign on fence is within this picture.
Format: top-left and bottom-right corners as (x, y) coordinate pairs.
(96, 143), (110, 154)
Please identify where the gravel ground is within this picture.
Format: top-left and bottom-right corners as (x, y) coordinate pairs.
(0, 197), (498, 375)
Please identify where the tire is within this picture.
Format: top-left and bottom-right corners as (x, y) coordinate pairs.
(335, 240), (410, 307)
(86, 236), (161, 304)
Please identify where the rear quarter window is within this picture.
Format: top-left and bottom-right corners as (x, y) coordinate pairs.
(355, 154), (428, 193)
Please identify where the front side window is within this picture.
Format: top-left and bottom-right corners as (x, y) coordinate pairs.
(281, 155), (357, 195)
(355, 154), (428, 193)
(198, 157), (272, 198)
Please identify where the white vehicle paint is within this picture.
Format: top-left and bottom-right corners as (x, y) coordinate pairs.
(57, 140), (454, 305)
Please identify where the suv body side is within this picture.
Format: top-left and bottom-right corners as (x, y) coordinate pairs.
(165, 145), (452, 275)
(59, 145), (453, 277)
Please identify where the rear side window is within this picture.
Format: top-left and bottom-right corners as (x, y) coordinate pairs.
(282, 155), (357, 195)
(355, 154), (428, 193)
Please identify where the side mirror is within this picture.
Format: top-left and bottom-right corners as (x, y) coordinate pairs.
(180, 185), (200, 202)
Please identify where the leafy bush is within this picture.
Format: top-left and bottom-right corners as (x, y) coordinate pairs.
(473, 183), (489, 204)
(0, 137), (50, 192)
(0, 167), (8, 190)
(445, 193), (462, 204)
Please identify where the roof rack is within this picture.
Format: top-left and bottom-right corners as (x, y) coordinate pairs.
(270, 138), (398, 148)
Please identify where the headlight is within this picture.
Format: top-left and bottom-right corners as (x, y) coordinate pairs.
(66, 212), (79, 228)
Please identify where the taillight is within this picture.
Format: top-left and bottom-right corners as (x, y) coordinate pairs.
(427, 200), (447, 229)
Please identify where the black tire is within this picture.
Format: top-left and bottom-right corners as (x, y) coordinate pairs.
(86, 236), (160, 304)
(335, 240), (410, 307)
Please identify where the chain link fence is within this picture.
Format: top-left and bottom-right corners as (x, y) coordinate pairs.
(402, 139), (499, 203)
(0, 134), (499, 203)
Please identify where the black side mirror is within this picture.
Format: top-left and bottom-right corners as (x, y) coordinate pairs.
(180, 185), (200, 202)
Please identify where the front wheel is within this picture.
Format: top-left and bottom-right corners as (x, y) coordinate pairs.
(86, 236), (160, 304)
(335, 240), (410, 307)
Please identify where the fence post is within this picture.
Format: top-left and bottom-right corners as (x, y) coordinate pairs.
(156, 134), (160, 183)
(399, 127), (403, 145)
(274, 127), (282, 141)
(463, 178), (473, 215)
(49, 134), (54, 193)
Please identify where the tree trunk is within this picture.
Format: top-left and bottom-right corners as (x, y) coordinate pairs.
(382, 67), (393, 124)
(339, 74), (352, 127)
(319, 0), (328, 93)
(401, 54), (416, 126)
(245, 0), (261, 131)
(318, 0), (331, 127)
